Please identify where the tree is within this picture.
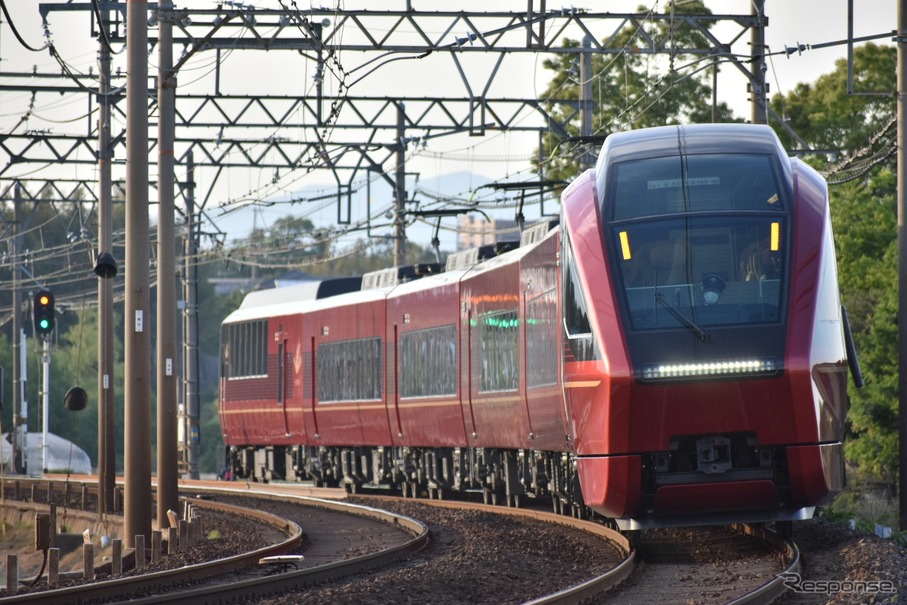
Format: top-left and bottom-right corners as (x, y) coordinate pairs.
(770, 43), (895, 154)
(538, 1), (739, 181)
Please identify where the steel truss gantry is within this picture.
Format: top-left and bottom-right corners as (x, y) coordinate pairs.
(3, 2), (767, 206)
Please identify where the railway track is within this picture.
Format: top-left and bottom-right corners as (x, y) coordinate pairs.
(0, 481), (427, 605)
(587, 524), (799, 605)
(0, 478), (799, 604)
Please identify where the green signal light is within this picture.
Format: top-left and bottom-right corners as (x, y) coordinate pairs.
(33, 289), (55, 335)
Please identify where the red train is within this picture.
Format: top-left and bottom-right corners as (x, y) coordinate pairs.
(220, 123), (859, 528)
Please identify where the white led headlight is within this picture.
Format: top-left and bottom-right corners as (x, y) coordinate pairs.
(641, 359), (777, 380)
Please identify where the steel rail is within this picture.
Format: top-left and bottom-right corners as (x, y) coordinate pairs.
(725, 526), (802, 605)
(355, 495), (637, 605)
(2, 478), (797, 605)
(116, 493), (432, 605)
(0, 495), (303, 605)
(0, 482), (427, 605)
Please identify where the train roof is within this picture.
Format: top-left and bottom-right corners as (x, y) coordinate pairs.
(362, 263), (442, 289)
(224, 219), (560, 324)
(596, 123), (788, 168)
(237, 276), (362, 310)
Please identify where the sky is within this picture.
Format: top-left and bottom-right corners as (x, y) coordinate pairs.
(0, 0), (898, 254)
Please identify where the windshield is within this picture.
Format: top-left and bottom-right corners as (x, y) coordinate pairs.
(606, 153), (789, 332)
(610, 153), (783, 220)
(612, 216), (785, 331)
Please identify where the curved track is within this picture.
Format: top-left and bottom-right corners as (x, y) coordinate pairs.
(1, 478), (800, 604)
(0, 481), (426, 605)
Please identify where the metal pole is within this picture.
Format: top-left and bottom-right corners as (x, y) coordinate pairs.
(394, 102), (407, 267)
(183, 153), (200, 479)
(97, 3), (116, 514)
(579, 34), (594, 171)
(11, 183), (23, 474)
(157, 0), (179, 525)
(711, 57), (718, 123)
(897, 0), (907, 533)
(18, 329), (27, 475)
(124, 0), (152, 547)
(41, 339), (50, 473)
(750, 0), (767, 124)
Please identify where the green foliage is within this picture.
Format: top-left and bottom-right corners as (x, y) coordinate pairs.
(49, 306), (125, 469)
(538, 1), (739, 181)
(823, 469), (899, 534)
(770, 43), (895, 153)
(199, 395), (225, 475)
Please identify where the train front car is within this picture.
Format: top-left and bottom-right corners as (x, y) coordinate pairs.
(561, 123), (851, 529)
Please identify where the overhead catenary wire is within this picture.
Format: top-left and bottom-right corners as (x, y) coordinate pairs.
(2, 3), (897, 277)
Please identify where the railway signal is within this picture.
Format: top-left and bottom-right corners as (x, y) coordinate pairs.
(33, 290), (55, 336)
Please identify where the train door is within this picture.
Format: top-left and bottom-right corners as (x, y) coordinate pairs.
(284, 336), (308, 440)
(305, 335), (321, 439)
(520, 291), (536, 441)
(460, 303), (479, 440)
(275, 331), (290, 437)
(389, 325), (404, 442)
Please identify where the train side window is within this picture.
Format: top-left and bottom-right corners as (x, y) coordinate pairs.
(400, 325), (457, 398)
(527, 288), (558, 387)
(562, 236), (591, 336)
(478, 309), (519, 392)
(222, 319), (268, 380)
(318, 337), (383, 402)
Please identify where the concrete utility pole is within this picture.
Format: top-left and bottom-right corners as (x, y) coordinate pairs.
(897, 0), (907, 533)
(10, 181), (28, 473)
(157, 0), (180, 527)
(97, 5), (116, 515)
(11, 182), (23, 475)
(124, 0), (153, 547)
(750, 0), (767, 124)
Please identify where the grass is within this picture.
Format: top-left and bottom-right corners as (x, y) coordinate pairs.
(821, 468), (906, 545)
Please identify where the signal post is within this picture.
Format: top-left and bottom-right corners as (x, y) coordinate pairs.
(33, 291), (54, 474)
